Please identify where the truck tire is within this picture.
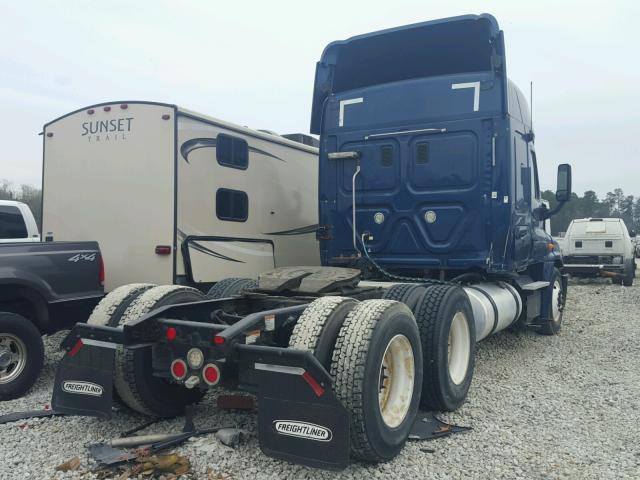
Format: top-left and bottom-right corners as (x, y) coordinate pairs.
(381, 283), (425, 311)
(87, 283), (156, 327)
(0, 312), (44, 400)
(622, 260), (634, 287)
(414, 285), (475, 411)
(330, 300), (422, 462)
(539, 269), (565, 335)
(288, 296), (359, 369)
(114, 286), (207, 417)
(207, 278), (257, 299)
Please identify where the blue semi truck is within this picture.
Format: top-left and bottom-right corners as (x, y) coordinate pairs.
(52, 14), (571, 469)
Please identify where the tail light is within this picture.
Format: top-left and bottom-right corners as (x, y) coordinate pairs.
(155, 245), (172, 255)
(98, 255), (105, 287)
(202, 364), (221, 386)
(302, 371), (325, 397)
(171, 359), (187, 380)
(166, 327), (177, 341)
(213, 335), (225, 345)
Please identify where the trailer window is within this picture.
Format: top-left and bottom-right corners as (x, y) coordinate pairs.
(216, 133), (249, 169)
(216, 188), (248, 222)
(0, 205), (28, 239)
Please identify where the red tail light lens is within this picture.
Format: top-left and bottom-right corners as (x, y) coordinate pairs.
(98, 255), (105, 287)
(171, 359), (187, 380)
(166, 327), (177, 341)
(68, 339), (84, 357)
(203, 364), (220, 386)
(302, 371), (325, 397)
(155, 245), (172, 255)
(213, 335), (225, 345)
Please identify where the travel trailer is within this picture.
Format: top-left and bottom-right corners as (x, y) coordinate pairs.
(42, 102), (320, 291)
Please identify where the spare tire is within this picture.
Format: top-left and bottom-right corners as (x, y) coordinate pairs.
(114, 286), (207, 417)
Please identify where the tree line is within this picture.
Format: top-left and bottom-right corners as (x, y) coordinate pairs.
(542, 188), (640, 236)
(0, 180), (42, 228)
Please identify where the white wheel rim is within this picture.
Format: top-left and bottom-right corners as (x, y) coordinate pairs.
(552, 279), (561, 322)
(448, 312), (471, 385)
(0, 334), (27, 384)
(378, 334), (415, 428)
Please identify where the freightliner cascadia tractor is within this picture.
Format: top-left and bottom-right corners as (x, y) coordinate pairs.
(52, 14), (572, 469)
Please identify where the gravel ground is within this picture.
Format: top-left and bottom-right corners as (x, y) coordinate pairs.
(1, 276), (639, 479)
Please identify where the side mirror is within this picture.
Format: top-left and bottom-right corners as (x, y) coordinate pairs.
(630, 230), (637, 238)
(555, 164), (572, 203)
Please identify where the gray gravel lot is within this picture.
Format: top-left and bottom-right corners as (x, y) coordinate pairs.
(1, 277), (639, 479)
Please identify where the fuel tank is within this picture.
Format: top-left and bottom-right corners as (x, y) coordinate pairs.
(464, 282), (522, 341)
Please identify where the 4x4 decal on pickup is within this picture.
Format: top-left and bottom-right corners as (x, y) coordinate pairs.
(67, 253), (96, 262)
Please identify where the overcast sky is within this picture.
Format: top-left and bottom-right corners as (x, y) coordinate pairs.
(1, 0), (638, 198)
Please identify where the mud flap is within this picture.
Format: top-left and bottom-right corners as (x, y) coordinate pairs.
(239, 346), (350, 470)
(51, 339), (115, 418)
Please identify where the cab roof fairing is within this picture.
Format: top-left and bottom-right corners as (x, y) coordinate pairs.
(310, 14), (505, 134)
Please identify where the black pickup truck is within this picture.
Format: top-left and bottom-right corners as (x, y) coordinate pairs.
(0, 242), (104, 399)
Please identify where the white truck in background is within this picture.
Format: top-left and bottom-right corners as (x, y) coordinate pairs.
(562, 217), (636, 286)
(42, 101), (320, 292)
(0, 201), (40, 243)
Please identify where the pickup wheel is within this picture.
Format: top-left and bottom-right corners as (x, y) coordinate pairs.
(0, 312), (44, 400)
(539, 269), (565, 335)
(114, 286), (207, 417)
(288, 296), (359, 369)
(330, 300), (422, 462)
(207, 278), (257, 299)
(414, 285), (475, 411)
(87, 283), (156, 327)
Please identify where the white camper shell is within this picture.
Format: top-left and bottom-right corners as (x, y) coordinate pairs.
(562, 217), (636, 285)
(42, 101), (320, 291)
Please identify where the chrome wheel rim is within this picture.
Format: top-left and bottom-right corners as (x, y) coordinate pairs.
(378, 334), (415, 428)
(0, 334), (27, 384)
(448, 312), (471, 385)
